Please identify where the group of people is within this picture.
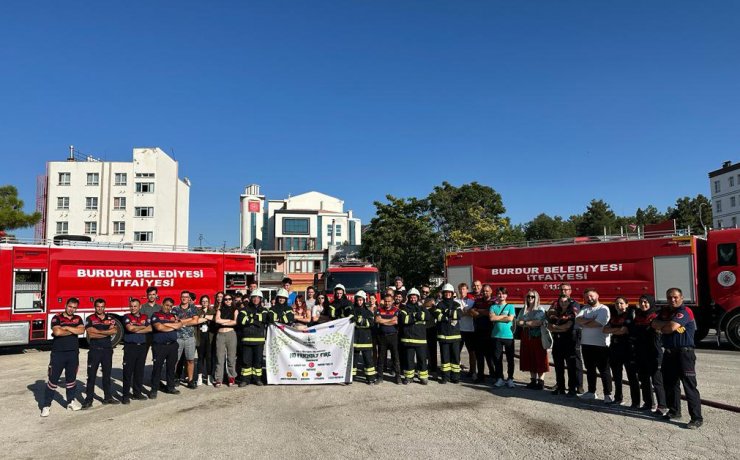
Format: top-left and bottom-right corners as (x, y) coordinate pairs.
(41, 277), (704, 429)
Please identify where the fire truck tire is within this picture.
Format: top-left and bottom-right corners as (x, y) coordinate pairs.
(725, 313), (740, 351)
(694, 326), (709, 343)
(111, 318), (124, 347)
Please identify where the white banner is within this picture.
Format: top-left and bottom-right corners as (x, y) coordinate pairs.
(266, 317), (354, 385)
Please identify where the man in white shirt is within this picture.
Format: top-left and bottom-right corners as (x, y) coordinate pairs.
(575, 289), (614, 403)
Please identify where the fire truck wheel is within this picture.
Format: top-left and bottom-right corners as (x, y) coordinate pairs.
(726, 313), (740, 351)
(694, 326), (709, 343)
(111, 318), (124, 347)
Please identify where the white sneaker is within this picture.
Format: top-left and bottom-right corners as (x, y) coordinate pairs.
(604, 395), (614, 404)
(506, 378), (515, 388)
(40, 406), (50, 417)
(494, 378), (506, 387)
(579, 392), (597, 400)
(67, 400), (82, 411)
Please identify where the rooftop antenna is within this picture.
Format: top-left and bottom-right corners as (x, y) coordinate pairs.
(68, 145), (75, 160)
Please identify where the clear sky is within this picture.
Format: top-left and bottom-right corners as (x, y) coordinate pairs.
(1, 1), (739, 247)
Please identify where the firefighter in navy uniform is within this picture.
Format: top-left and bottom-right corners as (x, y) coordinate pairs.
(238, 290), (268, 386)
(434, 284), (462, 384)
(82, 298), (119, 409)
(349, 291), (377, 384)
(547, 294), (579, 396)
(149, 297), (183, 398)
(325, 284), (353, 320)
(652, 287), (704, 429)
(121, 299), (152, 404)
(270, 289), (296, 325)
(399, 288), (430, 385)
(41, 297), (85, 417)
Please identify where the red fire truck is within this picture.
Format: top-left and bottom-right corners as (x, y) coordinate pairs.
(445, 228), (740, 350)
(0, 242), (256, 347)
(314, 260), (380, 301)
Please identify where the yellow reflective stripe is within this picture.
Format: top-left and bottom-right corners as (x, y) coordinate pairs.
(400, 338), (427, 344)
(354, 343), (373, 349)
(437, 335), (462, 340)
(241, 337), (265, 342)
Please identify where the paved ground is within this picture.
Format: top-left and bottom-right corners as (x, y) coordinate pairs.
(0, 337), (737, 460)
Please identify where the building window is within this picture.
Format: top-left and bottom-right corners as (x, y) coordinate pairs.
(313, 260), (322, 272)
(135, 172), (155, 178)
(260, 260), (278, 273)
(114, 173), (127, 186)
(56, 222), (68, 235)
(135, 182), (155, 193)
(85, 197), (99, 210)
(718, 219), (723, 229)
(717, 200), (722, 213)
(113, 197), (127, 210)
(84, 221), (98, 235)
(134, 231), (153, 242)
(714, 180), (721, 193)
(733, 217), (737, 227)
(87, 173), (99, 186)
(58, 173), (71, 186)
(134, 207), (154, 217)
(283, 217), (310, 235)
(731, 176), (735, 187)
(732, 197), (736, 208)
(113, 221), (126, 235)
(327, 224), (342, 237)
(289, 260), (316, 273)
(56, 197), (69, 210)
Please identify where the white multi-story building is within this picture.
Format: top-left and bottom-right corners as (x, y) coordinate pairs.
(37, 147), (190, 247)
(709, 161), (740, 229)
(239, 184), (362, 291)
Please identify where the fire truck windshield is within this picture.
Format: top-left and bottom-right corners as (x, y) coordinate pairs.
(326, 272), (378, 294)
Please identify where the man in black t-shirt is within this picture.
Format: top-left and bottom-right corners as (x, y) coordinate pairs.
(82, 298), (119, 409)
(41, 298), (86, 417)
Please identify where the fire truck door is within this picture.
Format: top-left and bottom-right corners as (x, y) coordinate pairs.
(653, 255), (696, 303)
(447, 265), (472, 290)
(12, 269), (47, 314)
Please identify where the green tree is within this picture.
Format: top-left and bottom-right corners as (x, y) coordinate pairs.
(634, 205), (666, 226)
(667, 194), (712, 231)
(524, 213), (576, 241)
(0, 185), (41, 232)
(576, 199), (618, 236)
(359, 195), (443, 287)
(427, 181), (517, 247)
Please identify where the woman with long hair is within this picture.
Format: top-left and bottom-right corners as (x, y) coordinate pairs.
(603, 296), (639, 406)
(516, 289), (550, 389)
(629, 295), (667, 414)
(292, 295), (311, 328)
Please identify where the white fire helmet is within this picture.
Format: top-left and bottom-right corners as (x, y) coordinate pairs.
(334, 284), (346, 292)
(441, 283), (455, 293)
(276, 288), (289, 299)
(250, 289), (263, 299)
(355, 290), (367, 300)
(407, 288), (421, 298)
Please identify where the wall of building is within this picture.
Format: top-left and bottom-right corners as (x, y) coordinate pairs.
(709, 163), (740, 229)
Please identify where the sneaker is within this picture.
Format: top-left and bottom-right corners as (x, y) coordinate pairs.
(505, 378), (515, 388)
(663, 410), (681, 420)
(238, 381), (248, 388)
(214, 381), (222, 388)
(656, 406), (668, 416)
(254, 379), (264, 386)
(201, 377), (209, 386)
(165, 388), (181, 395)
(40, 406), (51, 417)
(395, 375), (402, 385)
(566, 389), (577, 397)
(121, 397), (131, 405)
(102, 398), (120, 405)
(187, 381), (198, 390)
(577, 386), (584, 394)
(81, 400), (93, 410)
(67, 400), (82, 411)
(227, 377), (236, 387)
(148, 392), (158, 399)
(579, 392), (597, 400)
(551, 388), (565, 395)
(686, 419), (703, 430)
(494, 378), (506, 388)
(132, 394), (148, 401)
(420, 379), (428, 386)
(604, 395), (615, 404)
(536, 379), (545, 390)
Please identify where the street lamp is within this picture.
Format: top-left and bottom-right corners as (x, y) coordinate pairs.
(699, 201), (709, 236)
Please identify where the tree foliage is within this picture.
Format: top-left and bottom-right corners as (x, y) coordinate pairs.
(359, 195), (443, 288)
(524, 213), (576, 241)
(576, 199), (617, 236)
(0, 185), (41, 232)
(667, 194), (712, 231)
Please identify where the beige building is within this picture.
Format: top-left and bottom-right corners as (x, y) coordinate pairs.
(709, 160), (740, 229)
(37, 147), (190, 248)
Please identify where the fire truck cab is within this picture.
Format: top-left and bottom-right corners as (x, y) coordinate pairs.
(313, 260), (380, 301)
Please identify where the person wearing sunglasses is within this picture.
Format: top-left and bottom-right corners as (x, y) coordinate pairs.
(213, 295), (238, 387)
(515, 290), (550, 390)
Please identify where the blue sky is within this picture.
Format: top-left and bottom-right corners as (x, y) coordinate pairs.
(1, 1), (739, 246)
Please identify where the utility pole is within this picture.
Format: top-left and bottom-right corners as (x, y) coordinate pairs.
(199, 233), (203, 249)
